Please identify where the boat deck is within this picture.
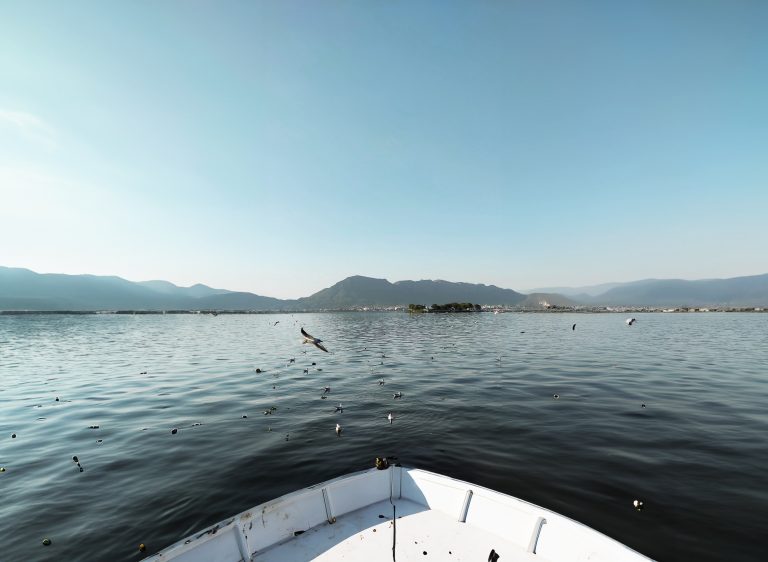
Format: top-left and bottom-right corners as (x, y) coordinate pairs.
(144, 467), (651, 562)
(257, 498), (534, 562)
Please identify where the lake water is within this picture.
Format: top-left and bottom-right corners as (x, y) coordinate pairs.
(1, 312), (767, 561)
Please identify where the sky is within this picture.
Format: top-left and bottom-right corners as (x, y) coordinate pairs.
(1, 1), (766, 299)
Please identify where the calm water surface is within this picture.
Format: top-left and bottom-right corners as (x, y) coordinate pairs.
(1, 312), (767, 561)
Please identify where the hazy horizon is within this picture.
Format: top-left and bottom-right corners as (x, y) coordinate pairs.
(2, 2), (766, 299)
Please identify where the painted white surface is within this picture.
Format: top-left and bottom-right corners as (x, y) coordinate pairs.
(143, 466), (653, 562)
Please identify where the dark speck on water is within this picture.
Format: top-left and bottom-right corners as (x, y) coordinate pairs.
(0, 312), (766, 561)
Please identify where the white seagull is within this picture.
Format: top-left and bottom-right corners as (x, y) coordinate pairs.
(301, 328), (328, 352)
(626, 318), (637, 326)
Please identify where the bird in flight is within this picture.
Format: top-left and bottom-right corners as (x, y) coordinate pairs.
(301, 328), (328, 352)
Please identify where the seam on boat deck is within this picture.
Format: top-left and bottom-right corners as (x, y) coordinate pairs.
(254, 498), (542, 561)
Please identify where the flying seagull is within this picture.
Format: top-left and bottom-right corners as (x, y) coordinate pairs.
(301, 328), (328, 352)
(626, 318), (637, 326)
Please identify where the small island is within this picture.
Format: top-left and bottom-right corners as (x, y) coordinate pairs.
(408, 303), (482, 313)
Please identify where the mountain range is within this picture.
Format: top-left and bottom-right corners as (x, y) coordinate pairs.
(0, 266), (766, 311)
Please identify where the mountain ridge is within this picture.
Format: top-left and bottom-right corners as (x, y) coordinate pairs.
(1, 266), (766, 310)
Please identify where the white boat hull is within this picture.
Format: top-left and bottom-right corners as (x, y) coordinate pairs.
(144, 465), (652, 561)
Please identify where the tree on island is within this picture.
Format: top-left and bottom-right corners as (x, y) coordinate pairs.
(429, 302), (481, 312)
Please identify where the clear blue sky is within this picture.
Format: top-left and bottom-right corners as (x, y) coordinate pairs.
(2, 1), (766, 298)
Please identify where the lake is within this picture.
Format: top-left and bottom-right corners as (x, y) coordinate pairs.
(1, 312), (767, 561)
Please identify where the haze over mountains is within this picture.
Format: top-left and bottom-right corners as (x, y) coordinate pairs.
(0, 266), (766, 311)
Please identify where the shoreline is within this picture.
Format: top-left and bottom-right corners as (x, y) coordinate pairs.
(1, 307), (765, 315)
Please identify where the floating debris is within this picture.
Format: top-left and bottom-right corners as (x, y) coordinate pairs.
(553, 394), (560, 400)
(335, 423), (342, 436)
(641, 403), (646, 409)
(139, 543), (147, 552)
(96, 439), (103, 444)
(11, 433), (16, 439)
(88, 425), (100, 429)
(42, 538), (52, 546)
(242, 415), (248, 419)
(171, 428), (178, 435)
(72, 455), (84, 472)
(633, 499), (644, 511)
(0, 467), (6, 472)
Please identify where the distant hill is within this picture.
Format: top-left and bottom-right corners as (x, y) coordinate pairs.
(0, 267), (276, 311)
(0, 268), (526, 311)
(293, 276), (526, 309)
(1, 266), (766, 310)
(516, 293), (580, 309)
(137, 280), (231, 298)
(525, 282), (626, 297)
(581, 274), (768, 307)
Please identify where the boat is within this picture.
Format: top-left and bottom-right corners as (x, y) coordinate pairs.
(143, 462), (653, 561)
